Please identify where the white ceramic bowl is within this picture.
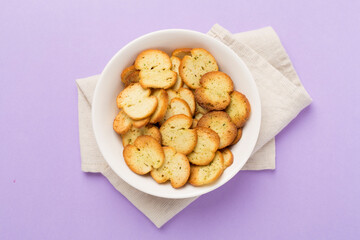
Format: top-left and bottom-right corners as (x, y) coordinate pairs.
(92, 29), (261, 199)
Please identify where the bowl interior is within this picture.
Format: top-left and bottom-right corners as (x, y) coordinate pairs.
(92, 29), (261, 199)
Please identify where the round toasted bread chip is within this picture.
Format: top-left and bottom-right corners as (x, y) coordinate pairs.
(160, 98), (192, 124)
(121, 65), (140, 86)
(191, 119), (198, 129)
(167, 88), (195, 115)
(135, 49), (177, 89)
(191, 113), (204, 128)
(187, 127), (220, 166)
(172, 48), (192, 59)
(117, 83), (158, 120)
(195, 101), (209, 115)
(126, 71), (140, 87)
(160, 114), (197, 155)
(132, 118), (150, 128)
(195, 71), (234, 111)
(123, 136), (165, 175)
(221, 148), (234, 168)
(197, 111), (237, 149)
(180, 88), (195, 115)
(189, 151), (224, 186)
(179, 48), (218, 89)
(170, 56), (183, 91)
(226, 91), (251, 128)
(151, 147), (190, 188)
(231, 128), (243, 145)
(113, 110), (150, 135)
(150, 89), (169, 124)
(113, 110), (132, 134)
(195, 113), (204, 120)
(121, 125), (161, 147)
(182, 84), (189, 89)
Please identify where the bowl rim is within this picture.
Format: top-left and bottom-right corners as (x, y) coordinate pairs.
(92, 28), (261, 199)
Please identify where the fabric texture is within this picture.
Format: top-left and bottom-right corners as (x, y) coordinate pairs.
(76, 24), (312, 228)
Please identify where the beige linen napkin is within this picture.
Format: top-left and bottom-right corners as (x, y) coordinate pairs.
(76, 24), (312, 228)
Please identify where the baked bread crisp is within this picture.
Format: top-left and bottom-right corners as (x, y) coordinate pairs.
(135, 49), (177, 89)
(121, 65), (140, 86)
(221, 148), (234, 168)
(179, 48), (218, 89)
(191, 113), (203, 128)
(195, 71), (234, 111)
(123, 136), (165, 175)
(150, 89), (169, 124)
(197, 111), (237, 149)
(113, 109), (149, 135)
(121, 125), (161, 147)
(231, 128), (243, 145)
(189, 151), (224, 186)
(117, 83), (158, 120)
(226, 91), (251, 128)
(170, 56), (183, 91)
(126, 71), (140, 87)
(191, 119), (198, 129)
(160, 98), (192, 124)
(172, 48), (192, 59)
(195, 113), (204, 120)
(167, 88), (195, 115)
(195, 101), (209, 115)
(187, 127), (220, 166)
(150, 147), (190, 188)
(182, 84), (189, 89)
(160, 114), (197, 155)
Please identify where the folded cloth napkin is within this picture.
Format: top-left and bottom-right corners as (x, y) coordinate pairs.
(76, 24), (312, 228)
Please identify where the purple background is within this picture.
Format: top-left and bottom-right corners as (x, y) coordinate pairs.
(1, 0), (359, 239)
